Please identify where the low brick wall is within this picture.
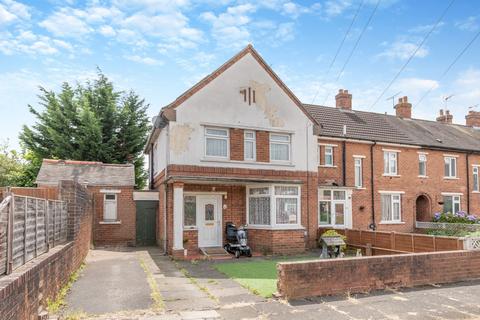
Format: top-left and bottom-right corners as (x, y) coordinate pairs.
(277, 250), (480, 299)
(0, 181), (92, 320)
(249, 229), (305, 255)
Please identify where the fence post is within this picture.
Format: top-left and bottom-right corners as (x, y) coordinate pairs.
(411, 234), (415, 253)
(23, 197), (27, 264)
(6, 194), (14, 275)
(390, 232), (396, 251)
(433, 235), (437, 251)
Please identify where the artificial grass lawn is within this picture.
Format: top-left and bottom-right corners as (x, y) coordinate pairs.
(215, 256), (319, 298)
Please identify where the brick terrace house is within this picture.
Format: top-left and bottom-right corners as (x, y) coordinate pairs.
(36, 159), (137, 246)
(145, 44), (480, 257)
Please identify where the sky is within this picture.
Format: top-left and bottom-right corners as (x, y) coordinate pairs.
(1, 0), (480, 151)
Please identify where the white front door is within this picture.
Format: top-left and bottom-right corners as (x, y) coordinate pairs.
(198, 195), (222, 247)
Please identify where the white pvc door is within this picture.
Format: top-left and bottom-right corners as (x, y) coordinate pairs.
(198, 195), (221, 247)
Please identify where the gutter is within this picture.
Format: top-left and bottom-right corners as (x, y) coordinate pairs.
(369, 142), (377, 230)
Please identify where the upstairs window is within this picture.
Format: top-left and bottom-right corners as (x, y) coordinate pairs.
(354, 158), (363, 188)
(324, 146), (334, 166)
(474, 166), (479, 192)
(444, 157), (457, 178)
(205, 127), (229, 158)
(270, 134), (290, 162)
(418, 154), (427, 177)
(383, 151), (398, 175)
(244, 131), (256, 161)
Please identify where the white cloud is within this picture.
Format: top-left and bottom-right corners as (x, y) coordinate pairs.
(281, 2), (319, 19)
(39, 9), (93, 38)
(396, 77), (439, 95)
(377, 41), (429, 60)
(124, 54), (163, 65)
(0, 0), (30, 24)
(98, 25), (116, 37)
(455, 16), (479, 32)
(409, 21), (445, 34)
(324, 0), (352, 18)
(0, 30), (73, 56)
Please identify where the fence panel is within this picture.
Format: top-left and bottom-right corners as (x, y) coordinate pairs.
(0, 194), (68, 276)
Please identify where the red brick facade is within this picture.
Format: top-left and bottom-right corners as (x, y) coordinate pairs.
(230, 128), (244, 161)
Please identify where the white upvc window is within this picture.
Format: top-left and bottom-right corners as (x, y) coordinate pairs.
(244, 131), (256, 161)
(443, 195), (461, 214)
(205, 127), (229, 158)
(183, 195), (197, 227)
(444, 156), (457, 178)
(319, 189), (347, 227)
(383, 151), (398, 175)
(381, 193), (401, 223)
(103, 193), (118, 222)
(474, 166), (479, 192)
(270, 133), (291, 162)
(247, 185), (300, 227)
(354, 157), (363, 188)
(418, 154), (427, 177)
(324, 146), (334, 166)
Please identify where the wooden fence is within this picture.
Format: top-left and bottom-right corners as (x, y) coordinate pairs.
(320, 228), (464, 255)
(0, 193), (67, 275)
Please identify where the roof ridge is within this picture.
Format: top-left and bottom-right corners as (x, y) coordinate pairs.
(43, 159), (133, 167)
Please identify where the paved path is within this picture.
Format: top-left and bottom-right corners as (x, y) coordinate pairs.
(64, 249), (480, 319)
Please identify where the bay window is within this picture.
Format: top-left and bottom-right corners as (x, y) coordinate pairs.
(270, 134), (291, 161)
(381, 193), (402, 223)
(205, 127), (229, 158)
(247, 185), (300, 227)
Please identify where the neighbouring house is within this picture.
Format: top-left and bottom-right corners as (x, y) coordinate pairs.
(144, 44), (480, 257)
(35, 159), (145, 246)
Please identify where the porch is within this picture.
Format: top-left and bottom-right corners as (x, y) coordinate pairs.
(167, 177), (309, 258)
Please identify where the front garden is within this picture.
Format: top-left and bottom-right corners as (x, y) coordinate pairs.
(422, 211), (480, 237)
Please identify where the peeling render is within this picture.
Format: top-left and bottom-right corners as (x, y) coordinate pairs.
(170, 124), (194, 155)
(250, 80), (285, 127)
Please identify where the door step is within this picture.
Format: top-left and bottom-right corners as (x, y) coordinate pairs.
(200, 247), (230, 259)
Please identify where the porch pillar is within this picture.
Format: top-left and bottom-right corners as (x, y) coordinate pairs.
(173, 182), (184, 250)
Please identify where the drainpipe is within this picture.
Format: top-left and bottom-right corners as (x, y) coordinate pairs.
(342, 140), (346, 186)
(163, 125), (170, 254)
(149, 145), (154, 190)
(369, 142), (377, 230)
(305, 122), (310, 247)
(466, 152), (471, 213)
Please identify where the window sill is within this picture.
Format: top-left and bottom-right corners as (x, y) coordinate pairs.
(472, 191), (480, 194)
(200, 158), (294, 167)
(382, 174), (401, 177)
(418, 175), (428, 179)
(247, 225), (305, 230)
(99, 220), (121, 225)
(319, 225), (347, 229)
(379, 221), (405, 225)
(183, 227), (198, 231)
(444, 177), (459, 180)
(319, 165), (337, 168)
(355, 187), (366, 190)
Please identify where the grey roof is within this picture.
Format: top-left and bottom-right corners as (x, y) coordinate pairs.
(36, 160), (135, 187)
(304, 104), (480, 152)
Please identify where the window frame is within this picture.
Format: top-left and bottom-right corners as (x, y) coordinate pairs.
(474, 166), (479, 192)
(204, 127), (229, 159)
(246, 184), (301, 228)
(354, 157), (363, 188)
(324, 146), (334, 166)
(442, 194), (461, 214)
(383, 151), (398, 176)
(183, 195), (197, 228)
(444, 156), (457, 178)
(269, 133), (291, 162)
(418, 154), (427, 177)
(103, 193), (118, 222)
(380, 193), (402, 223)
(244, 130), (256, 161)
(318, 189), (348, 228)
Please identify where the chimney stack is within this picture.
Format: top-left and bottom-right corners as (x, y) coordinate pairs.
(335, 89), (352, 110)
(466, 110), (480, 127)
(394, 96), (412, 119)
(436, 109), (453, 124)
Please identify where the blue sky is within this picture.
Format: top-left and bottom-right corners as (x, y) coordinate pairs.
(1, 0), (480, 151)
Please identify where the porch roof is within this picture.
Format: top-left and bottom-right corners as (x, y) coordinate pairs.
(168, 175), (304, 185)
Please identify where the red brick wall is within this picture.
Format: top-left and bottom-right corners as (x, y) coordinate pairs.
(230, 128), (244, 161)
(249, 229), (305, 255)
(256, 131), (270, 162)
(89, 186), (136, 246)
(277, 250), (480, 299)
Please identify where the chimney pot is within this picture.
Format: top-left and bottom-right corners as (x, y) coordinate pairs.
(394, 95), (412, 119)
(466, 110), (480, 127)
(335, 88), (352, 110)
(437, 109), (453, 124)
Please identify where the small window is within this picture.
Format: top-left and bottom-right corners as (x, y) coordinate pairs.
(419, 154), (427, 177)
(205, 203), (214, 221)
(103, 194), (117, 222)
(205, 127), (229, 158)
(444, 157), (457, 178)
(443, 195), (461, 214)
(354, 158), (362, 187)
(318, 189), (347, 227)
(474, 167), (479, 192)
(270, 134), (291, 161)
(244, 131), (256, 161)
(324, 146), (333, 166)
(383, 151), (398, 175)
(183, 196), (196, 227)
(381, 193), (401, 223)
